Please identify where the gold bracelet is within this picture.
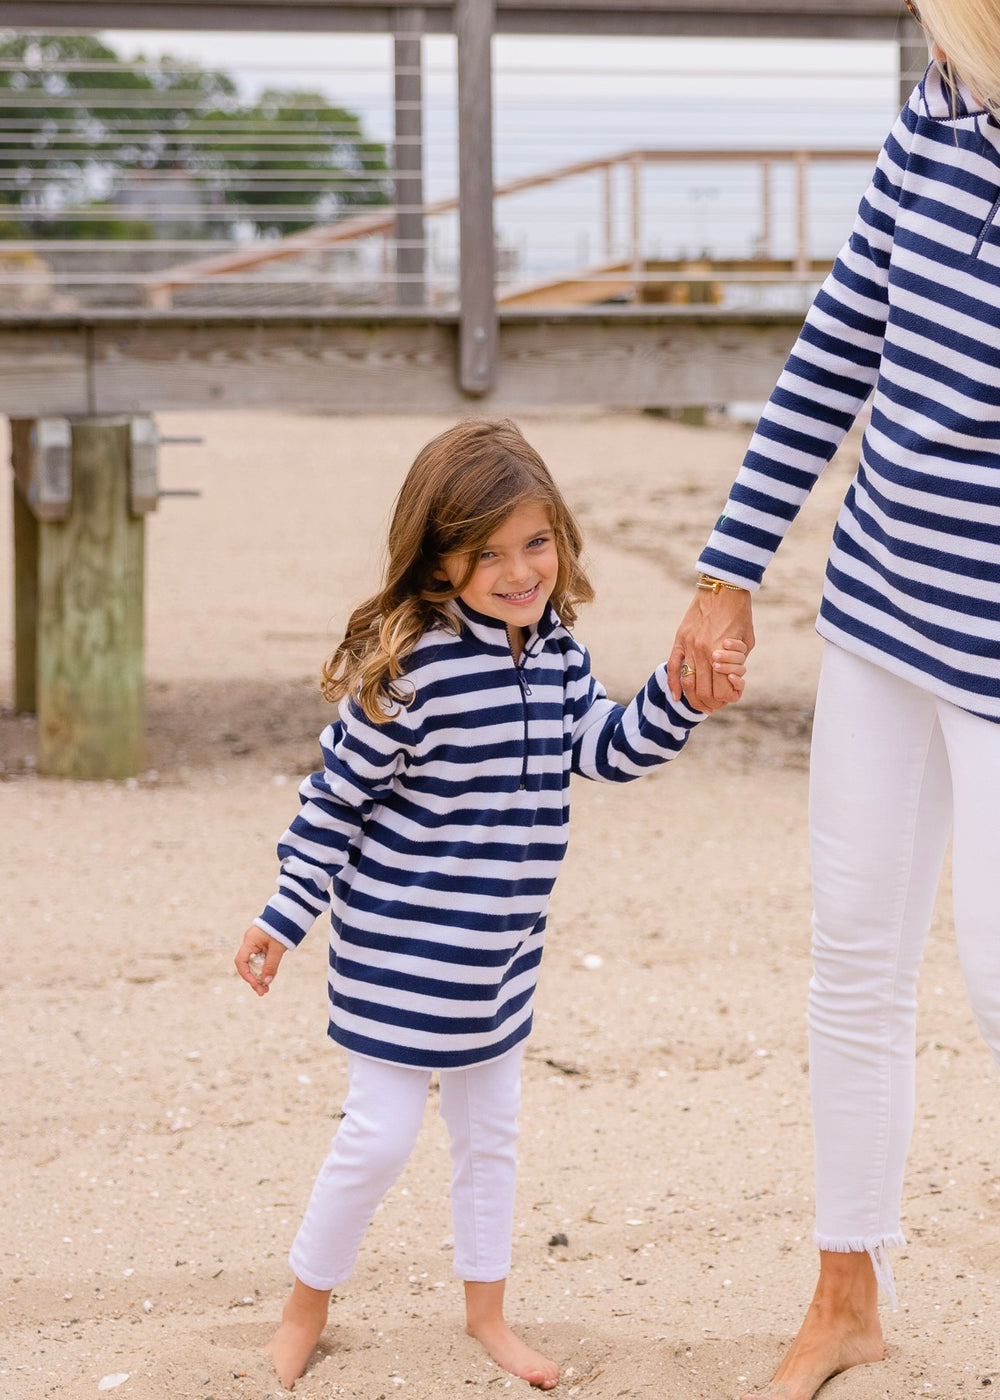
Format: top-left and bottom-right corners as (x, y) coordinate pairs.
(697, 572), (749, 594)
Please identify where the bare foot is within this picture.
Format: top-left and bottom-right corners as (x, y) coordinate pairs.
(266, 1278), (332, 1390)
(741, 1252), (884, 1400)
(464, 1278), (559, 1390)
(467, 1312), (560, 1390)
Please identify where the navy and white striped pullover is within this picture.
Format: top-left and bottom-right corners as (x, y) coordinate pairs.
(255, 600), (706, 1069)
(699, 65), (1000, 720)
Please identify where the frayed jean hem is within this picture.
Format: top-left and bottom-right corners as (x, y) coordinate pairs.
(813, 1232), (906, 1309)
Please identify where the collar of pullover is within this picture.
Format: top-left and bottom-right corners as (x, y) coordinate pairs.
(449, 596), (561, 655)
(920, 61), (981, 121)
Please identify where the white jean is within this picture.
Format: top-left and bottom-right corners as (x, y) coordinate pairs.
(288, 1044), (524, 1291)
(808, 643), (1000, 1297)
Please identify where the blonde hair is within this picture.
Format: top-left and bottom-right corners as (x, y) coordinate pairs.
(919, 0), (1000, 114)
(322, 419), (595, 723)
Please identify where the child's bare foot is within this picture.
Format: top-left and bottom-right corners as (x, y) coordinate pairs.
(467, 1312), (560, 1389)
(266, 1278), (332, 1390)
(740, 1252), (883, 1400)
(464, 1279), (559, 1390)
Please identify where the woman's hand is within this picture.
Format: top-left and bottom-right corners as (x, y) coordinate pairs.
(234, 926), (287, 997)
(668, 585), (755, 713)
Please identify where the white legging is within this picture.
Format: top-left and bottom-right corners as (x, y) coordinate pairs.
(809, 644), (1000, 1296)
(289, 1044), (524, 1291)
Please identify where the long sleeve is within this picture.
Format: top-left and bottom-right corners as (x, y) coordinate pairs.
(698, 97), (917, 589)
(568, 647), (706, 783)
(254, 701), (412, 949)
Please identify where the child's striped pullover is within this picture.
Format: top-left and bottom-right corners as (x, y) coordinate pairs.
(699, 65), (1000, 720)
(255, 600), (705, 1069)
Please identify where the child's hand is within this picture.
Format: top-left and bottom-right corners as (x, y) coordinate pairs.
(687, 637), (748, 704)
(234, 926), (287, 996)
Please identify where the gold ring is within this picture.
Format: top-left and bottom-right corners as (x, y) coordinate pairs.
(679, 664), (694, 679)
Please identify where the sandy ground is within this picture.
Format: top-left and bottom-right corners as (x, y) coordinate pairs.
(1, 409), (997, 1400)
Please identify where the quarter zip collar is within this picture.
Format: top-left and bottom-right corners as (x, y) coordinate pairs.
(449, 596), (561, 656)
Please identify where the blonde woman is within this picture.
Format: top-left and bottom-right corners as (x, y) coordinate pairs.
(235, 419), (746, 1391)
(669, 4), (1000, 1397)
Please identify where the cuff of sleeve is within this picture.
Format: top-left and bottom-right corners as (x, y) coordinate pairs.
(652, 664), (709, 724)
(670, 693), (709, 723)
(695, 554), (762, 593)
(253, 914), (303, 951)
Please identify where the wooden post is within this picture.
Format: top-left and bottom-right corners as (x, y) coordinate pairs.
(11, 419), (39, 714)
(30, 418), (145, 779)
(603, 161), (615, 261)
(456, 0), (496, 395)
(794, 151), (809, 277)
(629, 154), (643, 295)
(758, 160), (773, 259)
(393, 6), (426, 307)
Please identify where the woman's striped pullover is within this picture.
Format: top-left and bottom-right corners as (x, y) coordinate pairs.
(699, 65), (1000, 720)
(254, 600), (705, 1069)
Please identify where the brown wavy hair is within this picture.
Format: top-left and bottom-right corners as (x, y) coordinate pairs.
(322, 418), (595, 723)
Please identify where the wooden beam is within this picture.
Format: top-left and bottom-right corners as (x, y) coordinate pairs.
(0, 308), (805, 412)
(0, 0), (918, 39)
(456, 0), (497, 395)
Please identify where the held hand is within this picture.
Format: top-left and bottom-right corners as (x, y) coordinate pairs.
(667, 585), (755, 713)
(234, 925), (286, 997)
(705, 638), (748, 702)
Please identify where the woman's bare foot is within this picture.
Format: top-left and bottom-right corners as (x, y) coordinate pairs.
(266, 1278), (332, 1390)
(741, 1251), (884, 1400)
(464, 1279), (559, 1390)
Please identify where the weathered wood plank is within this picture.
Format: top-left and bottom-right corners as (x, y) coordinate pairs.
(0, 328), (92, 416)
(88, 317), (467, 412)
(0, 309), (803, 412)
(36, 420), (146, 779)
(494, 311), (800, 406)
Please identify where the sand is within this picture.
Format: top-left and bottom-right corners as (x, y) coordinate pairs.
(1, 409), (997, 1400)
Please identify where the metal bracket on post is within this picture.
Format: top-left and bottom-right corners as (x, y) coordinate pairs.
(24, 418), (72, 521)
(129, 415), (160, 516)
(128, 417), (203, 514)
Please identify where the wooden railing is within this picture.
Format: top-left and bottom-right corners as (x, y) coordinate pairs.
(140, 145), (877, 310)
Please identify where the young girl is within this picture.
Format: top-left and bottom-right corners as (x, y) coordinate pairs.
(235, 418), (746, 1391)
(669, 5), (1000, 1398)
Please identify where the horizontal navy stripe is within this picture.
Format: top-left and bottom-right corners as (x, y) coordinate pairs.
(329, 1013), (532, 1070)
(331, 979), (535, 1037)
(333, 916), (546, 968)
(832, 518), (1000, 618)
(333, 945), (543, 1002)
(826, 552), (1000, 658)
(819, 595), (1000, 701)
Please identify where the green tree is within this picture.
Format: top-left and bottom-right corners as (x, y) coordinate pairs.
(0, 32), (390, 238)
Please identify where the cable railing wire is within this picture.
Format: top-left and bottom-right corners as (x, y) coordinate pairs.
(0, 27), (899, 314)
